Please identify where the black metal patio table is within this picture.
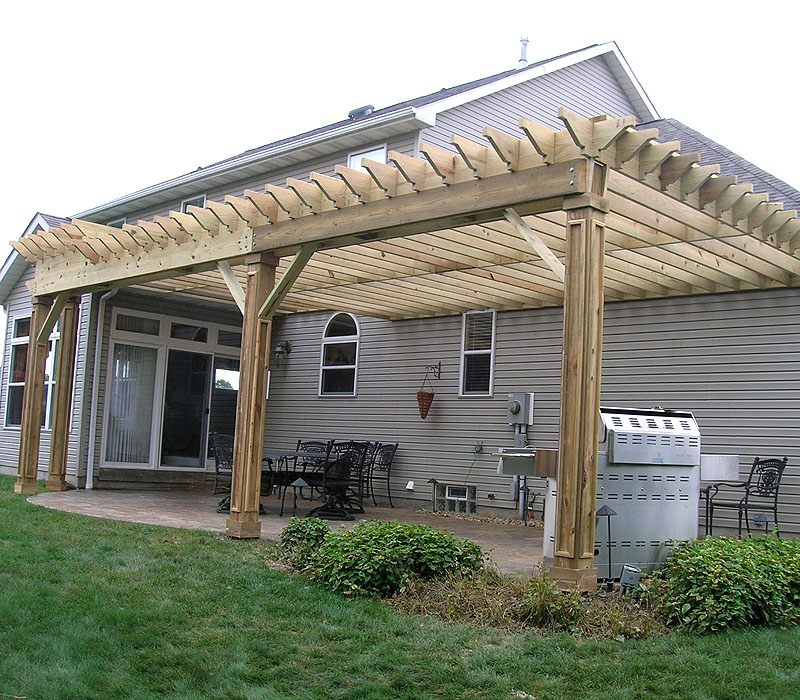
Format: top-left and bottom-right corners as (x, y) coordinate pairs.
(263, 448), (331, 516)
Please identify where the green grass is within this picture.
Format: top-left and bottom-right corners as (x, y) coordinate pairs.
(1, 475), (798, 700)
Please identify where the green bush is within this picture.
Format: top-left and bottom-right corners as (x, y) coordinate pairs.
(646, 536), (800, 633)
(309, 519), (485, 597)
(280, 517), (331, 570)
(514, 576), (585, 631)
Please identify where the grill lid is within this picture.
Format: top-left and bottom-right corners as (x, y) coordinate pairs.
(600, 406), (701, 466)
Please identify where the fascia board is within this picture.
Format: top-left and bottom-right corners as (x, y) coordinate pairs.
(415, 41), (659, 125)
(75, 107), (432, 220)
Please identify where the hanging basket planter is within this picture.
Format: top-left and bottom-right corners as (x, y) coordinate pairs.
(417, 390), (435, 419)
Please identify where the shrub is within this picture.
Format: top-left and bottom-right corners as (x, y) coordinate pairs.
(309, 519), (485, 597)
(280, 517), (331, 570)
(514, 576), (585, 631)
(646, 536), (800, 633)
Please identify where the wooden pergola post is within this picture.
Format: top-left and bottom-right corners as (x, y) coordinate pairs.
(14, 296), (54, 495)
(46, 297), (80, 491)
(549, 165), (608, 591)
(226, 253), (277, 538)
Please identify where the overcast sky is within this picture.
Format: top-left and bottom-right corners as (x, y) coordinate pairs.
(2, 0), (798, 245)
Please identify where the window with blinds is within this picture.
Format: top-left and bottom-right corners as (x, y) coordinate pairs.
(460, 310), (495, 396)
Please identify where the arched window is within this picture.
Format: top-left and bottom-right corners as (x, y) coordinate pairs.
(319, 313), (360, 396)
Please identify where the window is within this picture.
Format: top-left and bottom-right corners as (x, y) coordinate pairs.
(460, 310), (496, 396)
(434, 483), (477, 514)
(181, 194), (206, 212)
(170, 322), (208, 342)
(6, 316), (59, 427)
(319, 313), (359, 396)
(348, 146), (386, 173)
(107, 217), (126, 228)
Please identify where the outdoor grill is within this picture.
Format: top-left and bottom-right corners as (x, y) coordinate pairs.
(543, 406), (737, 575)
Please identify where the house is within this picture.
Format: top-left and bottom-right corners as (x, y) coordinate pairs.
(3, 42), (799, 580)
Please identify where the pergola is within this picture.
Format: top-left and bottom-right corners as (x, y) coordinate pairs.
(12, 108), (800, 589)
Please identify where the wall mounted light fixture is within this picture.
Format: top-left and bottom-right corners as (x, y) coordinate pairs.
(272, 340), (292, 367)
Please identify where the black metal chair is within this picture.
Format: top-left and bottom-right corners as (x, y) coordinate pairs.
(706, 456), (788, 536)
(209, 432), (234, 494)
(306, 441), (368, 519)
(369, 442), (398, 507)
(279, 439), (332, 515)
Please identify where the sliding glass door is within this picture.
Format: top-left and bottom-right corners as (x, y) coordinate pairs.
(160, 350), (212, 468)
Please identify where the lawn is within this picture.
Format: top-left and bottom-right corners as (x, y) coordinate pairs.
(1, 475), (799, 700)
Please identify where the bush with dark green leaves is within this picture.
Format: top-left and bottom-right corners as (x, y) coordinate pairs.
(308, 519), (485, 597)
(644, 535), (800, 634)
(280, 516), (331, 570)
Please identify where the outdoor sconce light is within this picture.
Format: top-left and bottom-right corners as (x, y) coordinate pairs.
(406, 480), (415, 491)
(271, 340), (292, 367)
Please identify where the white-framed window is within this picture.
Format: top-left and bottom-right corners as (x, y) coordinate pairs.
(348, 145), (386, 173)
(107, 217), (126, 228)
(5, 316), (60, 428)
(459, 310), (496, 396)
(435, 483), (477, 514)
(319, 313), (359, 396)
(181, 194), (206, 212)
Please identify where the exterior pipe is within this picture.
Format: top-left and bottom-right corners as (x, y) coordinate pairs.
(84, 288), (117, 489)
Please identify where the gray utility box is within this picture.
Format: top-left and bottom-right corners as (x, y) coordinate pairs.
(507, 393), (535, 425)
(544, 406), (702, 575)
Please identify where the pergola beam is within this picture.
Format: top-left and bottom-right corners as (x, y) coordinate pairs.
(504, 208), (565, 282)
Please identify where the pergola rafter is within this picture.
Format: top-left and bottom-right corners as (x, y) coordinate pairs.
(12, 107), (800, 588)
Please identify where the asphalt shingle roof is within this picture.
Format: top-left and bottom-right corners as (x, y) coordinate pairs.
(640, 119), (800, 211)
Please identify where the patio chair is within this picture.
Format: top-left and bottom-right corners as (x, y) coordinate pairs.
(369, 443), (398, 507)
(306, 443), (368, 520)
(278, 440), (332, 516)
(705, 456), (788, 536)
(209, 432), (234, 494)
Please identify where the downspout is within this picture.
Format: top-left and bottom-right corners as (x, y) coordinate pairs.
(84, 289), (117, 489)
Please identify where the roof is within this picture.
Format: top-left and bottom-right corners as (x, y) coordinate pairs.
(0, 213), (71, 306)
(73, 42), (657, 223)
(641, 119), (800, 211)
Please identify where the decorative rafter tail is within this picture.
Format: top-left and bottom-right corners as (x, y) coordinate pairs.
(11, 239), (42, 263)
(309, 172), (353, 208)
(519, 117), (557, 163)
(224, 194), (269, 228)
(615, 128), (658, 166)
(266, 183), (308, 220)
(451, 133), (508, 178)
(387, 150), (444, 191)
(335, 163), (387, 202)
(154, 215), (191, 243)
(698, 175), (738, 207)
(286, 177), (330, 213)
(243, 189), (280, 222)
(680, 164), (720, 199)
(659, 153), (701, 189)
(638, 140), (681, 177)
(419, 142), (472, 184)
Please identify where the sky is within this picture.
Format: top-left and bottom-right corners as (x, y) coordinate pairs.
(2, 0), (799, 246)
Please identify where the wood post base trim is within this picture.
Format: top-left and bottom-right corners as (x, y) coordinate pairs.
(548, 565), (599, 592)
(45, 478), (71, 491)
(13, 480), (39, 495)
(226, 517), (262, 539)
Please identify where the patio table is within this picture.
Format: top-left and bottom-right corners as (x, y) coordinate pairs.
(263, 448), (331, 515)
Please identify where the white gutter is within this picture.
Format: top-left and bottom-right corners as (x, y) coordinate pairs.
(75, 107), (431, 220)
(84, 288), (117, 489)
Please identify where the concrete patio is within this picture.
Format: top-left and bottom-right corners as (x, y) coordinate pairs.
(28, 488), (543, 576)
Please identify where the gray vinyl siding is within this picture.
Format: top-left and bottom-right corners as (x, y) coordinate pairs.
(421, 57), (638, 151)
(0, 268), (91, 482)
(116, 134), (417, 225)
(265, 287), (800, 535)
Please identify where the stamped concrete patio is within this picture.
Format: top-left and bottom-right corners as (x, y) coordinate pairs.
(29, 488), (543, 576)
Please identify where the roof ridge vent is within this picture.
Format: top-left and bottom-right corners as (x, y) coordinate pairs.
(348, 105), (374, 120)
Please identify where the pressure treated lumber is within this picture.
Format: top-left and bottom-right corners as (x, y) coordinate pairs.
(549, 192), (607, 591)
(14, 297), (53, 495)
(46, 297), (80, 491)
(226, 254), (277, 539)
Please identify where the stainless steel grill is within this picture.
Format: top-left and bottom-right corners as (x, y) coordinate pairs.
(544, 406), (710, 574)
